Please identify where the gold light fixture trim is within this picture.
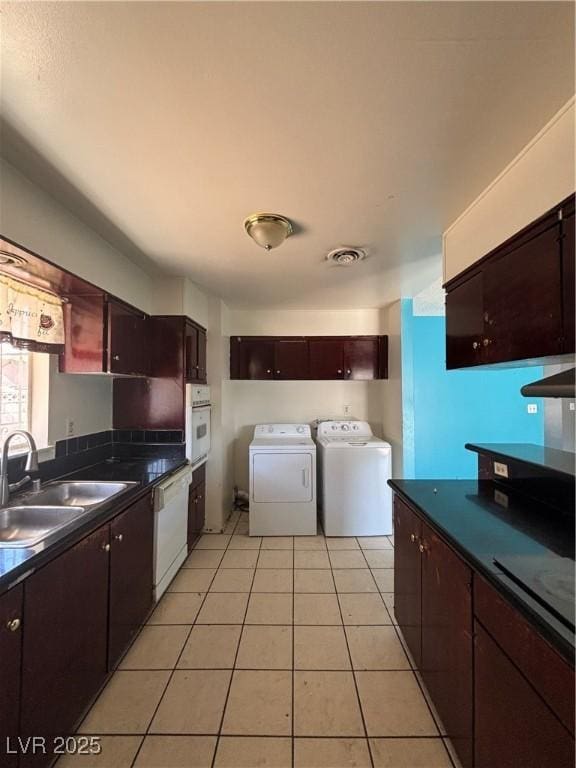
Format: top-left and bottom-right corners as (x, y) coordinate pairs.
(243, 213), (293, 251)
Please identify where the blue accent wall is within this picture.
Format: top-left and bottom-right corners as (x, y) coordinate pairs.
(402, 301), (545, 479)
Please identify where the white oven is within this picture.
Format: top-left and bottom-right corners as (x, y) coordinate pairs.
(185, 385), (211, 465)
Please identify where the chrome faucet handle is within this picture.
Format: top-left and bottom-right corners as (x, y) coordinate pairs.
(8, 475), (31, 493)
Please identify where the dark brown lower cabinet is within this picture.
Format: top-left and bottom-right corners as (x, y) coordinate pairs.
(420, 523), (473, 768)
(188, 465), (206, 551)
(108, 493), (154, 669)
(0, 584), (23, 768)
(393, 497), (422, 666)
(20, 526), (110, 768)
(475, 621), (574, 768)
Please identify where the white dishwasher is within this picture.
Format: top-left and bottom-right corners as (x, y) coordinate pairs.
(153, 465), (192, 601)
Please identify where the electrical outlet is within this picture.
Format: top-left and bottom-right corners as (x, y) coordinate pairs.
(343, 404), (352, 417)
(527, 404), (538, 414)
(570, 402), (575, 412)
(65, 418), (75, 437)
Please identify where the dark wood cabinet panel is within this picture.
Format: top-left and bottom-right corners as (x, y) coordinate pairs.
(445, 195), (574, 369)
(197, 328), (207, 383)
(231, 335), (388, 380)
(0, 584), (23, 768)
(483, 220), (563, 363)
(308, 339), (345, 379)
(21, 526), (109, 767)
(420, 523), (473, 768)
(561, 201), (575, 353)
(274, 339), (309, 379)
(474, 575), (574, 734)
(107, 299), (149, 376)
(344, 338), (379, 380)
(230, 337), (275, 379)
(185, 321), (199, 382)
(188, 465), (206, 550)
(108, 493), (155, 669)
(393, 497), (422, 667)
(475, 621), (574, 768)
(446, 271), (484, 369)
(59, 294), (106, 373)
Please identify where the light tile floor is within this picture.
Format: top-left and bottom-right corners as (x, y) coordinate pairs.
(61, 511), (460, 768)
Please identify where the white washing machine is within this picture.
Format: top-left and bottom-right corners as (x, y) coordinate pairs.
(316, 420), (392, 536)
(249, 424), (317, 536)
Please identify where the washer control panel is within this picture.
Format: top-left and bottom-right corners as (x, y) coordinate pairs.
(317, 420), (372, 437)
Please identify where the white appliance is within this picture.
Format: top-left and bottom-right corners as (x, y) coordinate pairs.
(249, 424), (317, 536)
(153, 465), (192, 601)
(316, 420), (392, 536)
(186, 385), (211, 465)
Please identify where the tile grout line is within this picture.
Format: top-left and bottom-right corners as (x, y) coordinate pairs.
(330, 538), (375, 768)
(291, 538), (295, 768)
(129, 538), (225, 768)
(210, 519), (261, 768)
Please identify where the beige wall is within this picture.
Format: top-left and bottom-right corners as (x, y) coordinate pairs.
(227, 308), (388, 491)
(443, 98), (575, 282)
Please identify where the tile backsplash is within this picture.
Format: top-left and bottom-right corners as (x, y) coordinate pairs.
(55, 429), (184, 458)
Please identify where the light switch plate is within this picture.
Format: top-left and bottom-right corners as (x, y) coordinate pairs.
(527, 403), (538, 414)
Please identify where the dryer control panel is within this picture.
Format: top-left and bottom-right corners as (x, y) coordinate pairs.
(254, 424), (312, 437)
(317, 420), (373, 437)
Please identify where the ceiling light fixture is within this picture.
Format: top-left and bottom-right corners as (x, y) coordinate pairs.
(244, 213), (293, 251)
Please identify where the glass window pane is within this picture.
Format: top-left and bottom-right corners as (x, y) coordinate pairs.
(0, 342), (30, 452)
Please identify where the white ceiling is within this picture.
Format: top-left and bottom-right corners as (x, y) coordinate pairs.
(1, 1), (574, 309)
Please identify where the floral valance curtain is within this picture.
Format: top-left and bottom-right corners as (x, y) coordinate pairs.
(0, 275), (65, 353)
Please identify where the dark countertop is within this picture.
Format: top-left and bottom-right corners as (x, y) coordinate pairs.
(466, 442), (575, 479)
(389, 478), (575, 662)
(0, 453), (188, 594)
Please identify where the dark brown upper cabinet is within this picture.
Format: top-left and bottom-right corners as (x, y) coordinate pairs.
(60, 295), (149, 376)
(231, 336), (388, 380)
(274, 339), (310, 379)
(445, 194), (575, 369)
(185, 321), (207, 383)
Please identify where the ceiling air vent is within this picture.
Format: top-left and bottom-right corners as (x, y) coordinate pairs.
(0, 251), (27, 267)
(326, 247), (366, 266)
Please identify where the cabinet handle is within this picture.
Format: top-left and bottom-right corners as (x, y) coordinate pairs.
(410, 533), (416, 543)
(276, 370), (280, 374)
(472, 342), (479, 350)
(113, 355), (120, 361)
(419, 542), (429, 554)
(337, 369), (342, 374)
(197, 495), (203, 501)
(483, 338), (491, 347)
(102, 543), (111, 552)
(347, 369), (351, 375)
(266, 369), (271, 374)
(6, 618), (21, 632)
(114, 534), (123, 542)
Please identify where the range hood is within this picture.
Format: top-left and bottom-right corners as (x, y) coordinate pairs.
(521, 368), (575, 399)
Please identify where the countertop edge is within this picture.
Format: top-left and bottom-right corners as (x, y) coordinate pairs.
(465, 442), (576, 480)
(389, 479), (575, 665)
(0, 457), (188, 595)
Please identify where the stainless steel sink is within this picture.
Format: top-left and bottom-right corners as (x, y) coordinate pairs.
(0, 480), (138, 548)
(0, 505), (86, 548)
(20, 481), (138, 508)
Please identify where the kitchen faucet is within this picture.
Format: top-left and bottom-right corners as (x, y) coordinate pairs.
(0, 431), (39, 506)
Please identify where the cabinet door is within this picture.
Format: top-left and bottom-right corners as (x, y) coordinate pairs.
(108, 493), (154, 668)
(475, 622), (574, 768)
(309, 339), (344, 379)
(393, 497), (422, 667)
(561, 203), (575, 353)
(196, 481), (206, 533)
(230, 338), (274, 379)
(21, 526), (109, 768)
(185, 322), (199, 382)
(197, 328), (207, 383)
(274, 339), (309, 379)
(344, 338), (378, 380)
(108, 299), (149, 376)
(446, 272), (484, 369)
(0, 584), (23, 768)
(59, 295), (106, 373)
(420, 523), (473, 768)
(483, 222), (563, 363)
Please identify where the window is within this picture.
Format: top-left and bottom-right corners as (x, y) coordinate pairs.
(0, 342), (30, 452)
